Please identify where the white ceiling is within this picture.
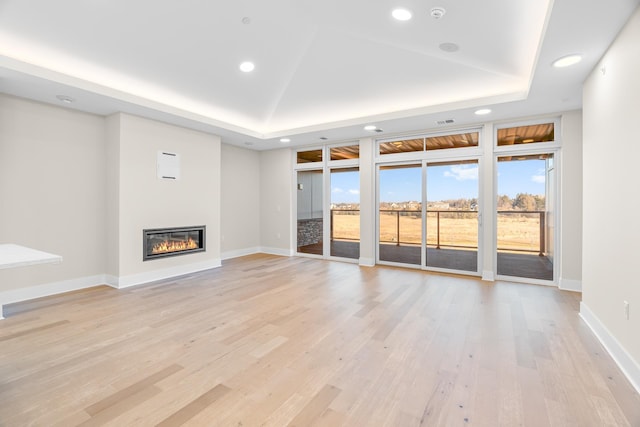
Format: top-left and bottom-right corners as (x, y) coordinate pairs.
(0, 0), (638, 149)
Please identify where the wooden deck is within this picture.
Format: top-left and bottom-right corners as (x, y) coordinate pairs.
(1, 254), (637, 426)
(301, 241), (553, 280)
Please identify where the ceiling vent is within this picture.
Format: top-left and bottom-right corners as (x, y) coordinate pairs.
(436, 119), (455, 125)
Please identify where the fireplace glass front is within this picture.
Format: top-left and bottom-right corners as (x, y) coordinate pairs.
(143, 226), (205, 261)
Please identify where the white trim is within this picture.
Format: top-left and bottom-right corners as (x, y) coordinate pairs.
(359, 257), (375, 267)
(580, 302), (640, 394)
(0, 274), (109, 319)
(482, 270), (495, 281)
(559, 278), (582, 292)
(114, 259), (221, 289)
(221, 247), (260, 260)
(260, 246), (294, 257)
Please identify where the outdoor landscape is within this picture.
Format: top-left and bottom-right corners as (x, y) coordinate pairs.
(331, 194), (546, 253)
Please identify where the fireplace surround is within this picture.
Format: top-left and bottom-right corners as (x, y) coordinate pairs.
(143, 225), (206, 261)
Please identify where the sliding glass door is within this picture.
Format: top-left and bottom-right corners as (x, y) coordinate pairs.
(426, 160), (479, 272)
(378, 164), (422, 265)
(330, 167), (360, 259)
(297, 169), (324, 255)
(377, 160), (480, 273)
(496, 154), (554, 281)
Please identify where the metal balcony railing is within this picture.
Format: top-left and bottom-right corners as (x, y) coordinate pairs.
(330, 209), (546, 256)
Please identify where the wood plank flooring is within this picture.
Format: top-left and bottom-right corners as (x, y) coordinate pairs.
(1, 254), (638, 426)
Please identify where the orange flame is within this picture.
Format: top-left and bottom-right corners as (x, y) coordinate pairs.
(152, 237), (198, 254)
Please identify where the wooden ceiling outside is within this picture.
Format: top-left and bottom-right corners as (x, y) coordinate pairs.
(426, 132), (479, 150)
(379, 138), (424, 154)
(297, 149), (323, 163)
(330, 145), (360, 160)
(299, 124), (552, 163)
(379, 132), (479, 155)
(497, 123), (554, 146)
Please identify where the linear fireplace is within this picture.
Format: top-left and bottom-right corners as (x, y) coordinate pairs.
(143, 226), (206, 261)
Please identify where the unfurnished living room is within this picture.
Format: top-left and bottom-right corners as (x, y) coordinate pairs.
(1, 1), (640, 426)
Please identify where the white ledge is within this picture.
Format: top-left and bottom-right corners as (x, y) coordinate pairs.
(0, 244), (62, 270)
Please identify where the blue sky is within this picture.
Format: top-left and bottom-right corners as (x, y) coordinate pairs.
(331, 159), (546, 203)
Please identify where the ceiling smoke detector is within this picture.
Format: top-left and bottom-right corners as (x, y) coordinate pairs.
(430, 7), (446, 19)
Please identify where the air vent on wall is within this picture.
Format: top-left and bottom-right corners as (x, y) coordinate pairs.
(436, 119), (455, 125)
(157, 151), (180, 180)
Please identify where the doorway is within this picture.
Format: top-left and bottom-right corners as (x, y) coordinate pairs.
(377, 160), (480, 274)
(496, 154), (554, 281)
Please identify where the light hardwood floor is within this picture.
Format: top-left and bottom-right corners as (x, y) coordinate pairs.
(1, 254), (638, 426)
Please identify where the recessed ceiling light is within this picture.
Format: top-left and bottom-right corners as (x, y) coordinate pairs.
(430, 7), (446, 19)
(392, 8), (412, 21)
(241, 17), (251, 25)
(364, 125), (377, 131)
(475, 108), (492, 115)
(552, 54), (582, 68)
(239, 61), (255, 72)
(280, 138), (291, 143)
(439, 42), (459, 53)
(55, 95), (74, 104)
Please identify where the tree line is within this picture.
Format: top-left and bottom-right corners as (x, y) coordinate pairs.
(438, 193), (545, 211)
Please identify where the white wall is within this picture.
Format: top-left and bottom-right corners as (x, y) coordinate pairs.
(105, 114), (121, 277)
(582, 7), (640, 389)
(221, 143), (261, 259)
(260, 149), (293, 255)
(113, 113), (221, 282)
(0, 95), (106, 293)
(559, 110), (583, 290)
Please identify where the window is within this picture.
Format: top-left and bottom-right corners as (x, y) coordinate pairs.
(379, 138), (423, 155)
(330, 145), (359, 161)
(426, 132), (478, 150)
(497, 123), (554, 146)
(297, 149), (323, 164)
(379, 129), (480, 155)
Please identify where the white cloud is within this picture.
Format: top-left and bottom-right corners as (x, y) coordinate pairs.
(443, 165), (478, 181)
(531, 175), (545, 183)
(332, 187), (343, 193)
(348, 189), (360, 195)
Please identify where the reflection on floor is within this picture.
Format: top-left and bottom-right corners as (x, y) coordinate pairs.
(299, 241), (553, 280)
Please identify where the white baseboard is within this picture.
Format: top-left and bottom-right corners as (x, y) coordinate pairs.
(103, 274), (119, 288)
(221, 247), (260, 260)
(114, 259), (222, 289)
(580, 302), (640, 394)
(0, 274), (109, 319)
(0, 259), (223, 319)
(481, 270), (495, 281)
(559, 278), (582, 292)
(260, 246), (294, 257)
(359, 257), (375, 267)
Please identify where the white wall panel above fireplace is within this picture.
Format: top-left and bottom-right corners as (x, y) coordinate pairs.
(110, 113), (221, 279)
